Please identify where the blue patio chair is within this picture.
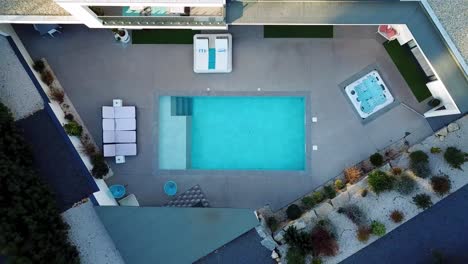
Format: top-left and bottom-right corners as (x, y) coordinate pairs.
(109, 184), (126, 199)
(164, 181), (178, 196)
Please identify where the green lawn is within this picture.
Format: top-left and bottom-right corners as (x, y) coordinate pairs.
(383, 40), (432, 102)
(264, 25), (333, 38)
(132, 29), (201, 44)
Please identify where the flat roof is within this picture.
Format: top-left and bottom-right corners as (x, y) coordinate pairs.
(227, 1), (468, 113)
(0, 0), (69, 15)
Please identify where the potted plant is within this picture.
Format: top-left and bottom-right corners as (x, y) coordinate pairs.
(112, 28), (130, 43)
(428, 98), (441, 108)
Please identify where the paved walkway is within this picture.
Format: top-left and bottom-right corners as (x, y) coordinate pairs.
(342, 183), (468, 264)
(16, 110), (96, 212)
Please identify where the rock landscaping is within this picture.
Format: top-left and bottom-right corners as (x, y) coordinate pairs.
(256, 115), (468, 264)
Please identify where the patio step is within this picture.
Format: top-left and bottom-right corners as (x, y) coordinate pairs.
(174, 97), (192, 116)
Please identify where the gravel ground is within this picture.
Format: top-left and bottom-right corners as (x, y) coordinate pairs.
(0, 36), (43, 120)
(0, 0), (69, 16)
(427, 0), (468, 63)
(62, 201), (125, 264)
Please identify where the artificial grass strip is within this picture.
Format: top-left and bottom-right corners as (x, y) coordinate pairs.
(383, 40), (432, 102)
(132, 29), (201, 44)
(264, 25), (333, 38)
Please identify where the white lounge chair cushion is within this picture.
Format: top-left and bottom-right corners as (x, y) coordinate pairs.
(118, 194), (140, 206)
(116, 131), (136, 143)
(115, 118), (136, 131)
(215, 38), (228, 71)
(102, 119), (115, 130)
(103, 130), (115, 143)
(195, 38), (209, 71)
(116, 144), (137, 156)
(103, 144), (116, 157)
(102, 106), (114, 118)
(114, 106), (135, 118)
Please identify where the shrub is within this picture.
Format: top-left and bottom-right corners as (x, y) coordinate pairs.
(284, 226), (312, 254)
(361, 189), (368, 197)
(32, 59), (45, 73)
(91, 153), (109, 179)
(444, 147), (466, 169)
(344, 167), (362, 184)
(335, 179), (345, 190)
(370, 221), (386, 236)
(63, 121), (83, 137)
(370, 153), (384, 167)
(0, 102), (80, 263)
(390, 210), (404, 223)
(391, 167), (402, 175)
(312, 258), (323, 264)
(395, 174), (416, 195)
(413, 193), (432, 209)
(302, 191), (324, 209)
(80, 140), (97, 156)
(323, 185), (336, 199)
(286, 247), (305, 264)
(368, 170), (395, 194)
(267, 217), (278, 232)
(410, 150), (431, 178)
(356, 226), (371, 242)
(41, 70), (54, 86)
(64, 113), (74, 121)
(430, 176), (451, 196)
(338, 205), (367, 226)
(310, 225), (339, 257)
(286, 204), (303, 220)
(430, 147), (442, 154)
(49, 87), (65, 103)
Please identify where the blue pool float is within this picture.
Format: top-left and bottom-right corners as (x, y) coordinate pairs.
(164, 181), (178, 196)
(109, 184), (126, 199)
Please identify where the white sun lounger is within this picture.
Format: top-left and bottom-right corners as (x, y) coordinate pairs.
(115, 118), (136, 131)
(215, 38), (228, 72)
(103, 143), (137, 157)
(194, 38), (209, 72)
(103, 130), (137, 143)
(114, 106), (136, 119)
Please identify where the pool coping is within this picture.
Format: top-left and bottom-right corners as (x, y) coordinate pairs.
(153, 90), (312, 177)
(338, 62), (400, 125)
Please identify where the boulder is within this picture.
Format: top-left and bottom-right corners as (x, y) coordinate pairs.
(292, 220), (307, 230)
(271, 250), (279, 259)
(314, 203), (333, 218)
(439, 135), (445, 142)
(274, 230), (285, 242)
(261, 237), (278, 251)
(302, 210), (317, 222)
(448, 122), (460, 133)
(380, 163), (391, 172)
(331, 191), (350, 208)
(436, 127), (448, 137)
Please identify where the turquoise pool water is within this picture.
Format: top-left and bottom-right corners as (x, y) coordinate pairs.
(191, 97), (305, 170)
(355, 75), (387, 114)
(159, 96), (306, 170)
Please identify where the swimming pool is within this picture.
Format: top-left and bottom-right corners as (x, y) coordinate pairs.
(158, 96), (305, 170)
(344, 70), (394, 119)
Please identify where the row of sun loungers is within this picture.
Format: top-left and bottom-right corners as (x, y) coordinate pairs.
(102, 100), (137, 162)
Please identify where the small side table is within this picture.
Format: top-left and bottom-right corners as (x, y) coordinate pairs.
(113, 99), (123, 107)
(115, 155), (126, 164)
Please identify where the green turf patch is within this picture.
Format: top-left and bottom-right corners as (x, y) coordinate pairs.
(264, 25), (333, 38)
(132, 29), (201, 44)
(383, 40), (431, 102)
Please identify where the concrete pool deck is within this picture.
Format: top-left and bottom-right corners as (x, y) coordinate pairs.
(14, 25), (434, 210)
